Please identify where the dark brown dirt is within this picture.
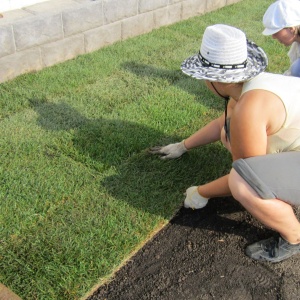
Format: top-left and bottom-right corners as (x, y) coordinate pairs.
(87, 197), (300, 300)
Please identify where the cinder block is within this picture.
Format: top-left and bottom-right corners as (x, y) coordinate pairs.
(139, 0), (168, 14)
(153, 7), (169, 28)
(206, 0), (227, 12)
(138, 0), (153, 13)
(103, 0), (138, 25)
(84, 22), (122, 53)
(182, 0), (207, 20)
(153, 0), (168, 10)
(13, 13), (63, 51)
(167, 3), (182, 25)
(0, 48), (42, 83)
(0, 25), (15, 58)
(41, 35), (85, 67)
(0, 9), (33, 25)
(62, 2), (103, 37)
(153, 4), (182, 29)
(122, 12), (154, 40)
(24, 0), (77, 14)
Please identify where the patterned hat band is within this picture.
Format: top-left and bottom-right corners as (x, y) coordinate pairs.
(198, 52), (247, 70)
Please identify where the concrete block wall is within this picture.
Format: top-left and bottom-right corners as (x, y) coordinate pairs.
(0, 0), (49, 13)
(0, 0), (243, 83)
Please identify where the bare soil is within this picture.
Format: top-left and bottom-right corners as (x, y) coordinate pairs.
(87, 197), (300, 300)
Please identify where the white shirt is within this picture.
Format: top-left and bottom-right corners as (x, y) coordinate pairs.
(242, 72), (300, 153)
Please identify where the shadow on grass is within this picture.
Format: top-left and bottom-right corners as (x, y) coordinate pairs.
(121, 61), (222, 109)
(30, 100), (243, 223)
(30, 100), (178, 170)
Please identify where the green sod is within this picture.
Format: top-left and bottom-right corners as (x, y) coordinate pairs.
(0, 0), (287, 298)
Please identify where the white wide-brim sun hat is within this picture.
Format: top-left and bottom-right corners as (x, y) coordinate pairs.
(181, 24), (268, 83)
(263, 0), (300, 36)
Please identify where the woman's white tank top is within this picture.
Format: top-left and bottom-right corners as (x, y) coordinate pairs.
(241, 72), (300, 153)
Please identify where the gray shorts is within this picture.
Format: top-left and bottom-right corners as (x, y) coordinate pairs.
(232, 152), (300, 206)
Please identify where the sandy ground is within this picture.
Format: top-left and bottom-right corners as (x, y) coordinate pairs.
(87, 197), (300, 300)
(0, 283), (22, 300)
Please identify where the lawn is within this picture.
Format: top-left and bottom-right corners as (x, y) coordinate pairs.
(0, 0), (287, 299)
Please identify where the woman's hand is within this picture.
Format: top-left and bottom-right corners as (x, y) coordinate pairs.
(148, 140), (187, 159)
(184, 186), (209, 209)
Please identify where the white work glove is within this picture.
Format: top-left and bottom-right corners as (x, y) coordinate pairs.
(184, 186), (209, 209)
(148, 140), (187, 159)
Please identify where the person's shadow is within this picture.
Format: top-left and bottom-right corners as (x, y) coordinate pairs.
(30, 99), (174, 172)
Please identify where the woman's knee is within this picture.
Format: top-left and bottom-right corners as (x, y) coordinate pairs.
(228, 168), (251, 203)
